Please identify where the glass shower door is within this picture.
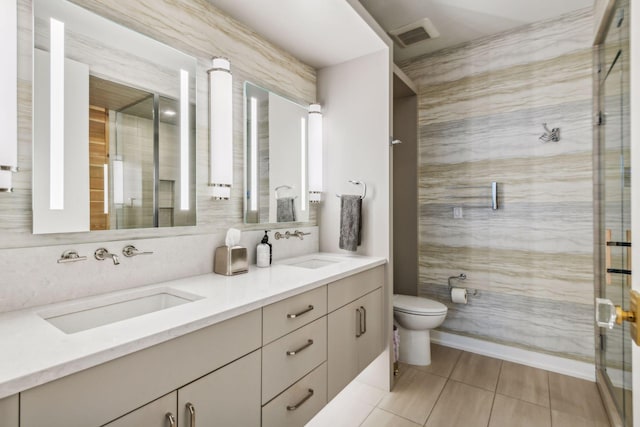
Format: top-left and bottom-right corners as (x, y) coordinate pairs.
(599, 0), (632, 424)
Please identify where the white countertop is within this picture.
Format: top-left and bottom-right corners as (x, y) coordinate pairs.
(0, 253), (385, 399)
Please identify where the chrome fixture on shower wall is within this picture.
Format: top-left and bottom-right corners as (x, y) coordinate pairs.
(539, 123), (560, 143)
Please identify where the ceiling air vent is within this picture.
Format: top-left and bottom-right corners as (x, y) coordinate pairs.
(389, 18), (440, 48)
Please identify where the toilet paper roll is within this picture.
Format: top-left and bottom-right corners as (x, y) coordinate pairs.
(451, 287), (468, 304)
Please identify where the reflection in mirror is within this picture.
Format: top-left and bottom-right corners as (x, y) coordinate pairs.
(33, 0), (196, 234)
(244, 82), (309, 224)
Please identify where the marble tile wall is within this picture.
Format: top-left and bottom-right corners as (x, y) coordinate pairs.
(0, 0), (318, 312)
(399, 9), (596, 362)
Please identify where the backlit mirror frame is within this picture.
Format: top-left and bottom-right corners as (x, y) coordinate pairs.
(243, 82), (310, 224)
(32, 0), (197, 234)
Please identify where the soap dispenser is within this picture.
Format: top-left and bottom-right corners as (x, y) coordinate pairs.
(257, 231), (272, 268)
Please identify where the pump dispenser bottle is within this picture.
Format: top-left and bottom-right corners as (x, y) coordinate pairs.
(257, 231), (272, 267)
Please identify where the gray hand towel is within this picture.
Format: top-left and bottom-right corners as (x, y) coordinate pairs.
(339, 195), (362, 251)
(277, 197), (296, 222)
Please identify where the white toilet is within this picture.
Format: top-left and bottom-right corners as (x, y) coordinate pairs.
(393, 294), (448, 366)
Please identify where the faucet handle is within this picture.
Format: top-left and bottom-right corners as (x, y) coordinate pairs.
(293, 230), (311, 240)
(122, 245), (154, 257)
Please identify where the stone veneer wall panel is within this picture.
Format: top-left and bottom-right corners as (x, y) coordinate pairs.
(400, 9), (595, 361)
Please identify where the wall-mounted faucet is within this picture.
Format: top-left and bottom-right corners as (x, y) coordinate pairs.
(94, 248), (120, 265)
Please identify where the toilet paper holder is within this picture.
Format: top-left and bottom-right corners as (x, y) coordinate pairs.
(447, 273), (479, 297)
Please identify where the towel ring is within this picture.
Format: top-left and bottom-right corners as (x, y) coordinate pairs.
(275, 185), (297, 199)
(336, 180), (366, 200)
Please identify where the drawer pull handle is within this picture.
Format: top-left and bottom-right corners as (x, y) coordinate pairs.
(286, 339), (314, 356)
(287, 388), (314, 411)
(186, 402), (195, 427)
(361, 306), (367, 335)
(166, 413), (176, 427)
(356, 308), (362, 338)
(287, 305), (314, 319)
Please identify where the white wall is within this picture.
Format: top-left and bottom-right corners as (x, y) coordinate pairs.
(317, 48), (392, 391)
(317, 51), (390, 258)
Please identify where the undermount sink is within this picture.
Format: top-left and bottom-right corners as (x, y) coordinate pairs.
(284, 255), (343, 269)
(39, 288), (203, 334)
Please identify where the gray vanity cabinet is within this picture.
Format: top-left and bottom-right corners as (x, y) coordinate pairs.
(102, 392), (177, 427)
(16, 264), (386, 427)
(20, 310), (262, 427)
(326, 266), (384, 400)
(327, 287), (383, 400)
(177, 349), (262, 427)
(0, 395), (19, 427)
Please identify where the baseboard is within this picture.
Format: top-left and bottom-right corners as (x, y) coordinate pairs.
(431, 330), (596, 381)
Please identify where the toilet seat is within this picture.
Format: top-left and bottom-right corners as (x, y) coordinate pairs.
(393, 294), (447, 316)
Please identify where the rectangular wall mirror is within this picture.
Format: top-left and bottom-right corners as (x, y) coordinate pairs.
(33, 0), (196, 234)
(244, 82), (309, 224)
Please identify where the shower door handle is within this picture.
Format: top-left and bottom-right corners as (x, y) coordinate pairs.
(596, 292), (640, 346)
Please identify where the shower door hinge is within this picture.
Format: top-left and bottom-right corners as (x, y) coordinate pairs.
(600, 333), (606, 350)
(597, 111), (604, 126)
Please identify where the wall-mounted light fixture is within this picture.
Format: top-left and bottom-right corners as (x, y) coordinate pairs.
(49, 17), (65, 210)
(113, 157), (124, 205)
(0, 0), (18, 193)
(300, 117), (307, 210)
(307, 104), (322, 203)
(208, 57), (232, 200)
(179, 68), (190, 210)
(103, 163), (109, 214)
(249, 96), (258, 211)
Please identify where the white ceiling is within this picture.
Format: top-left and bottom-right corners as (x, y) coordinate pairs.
(359, 0), (594, 62)
(207, 0), (387, 69)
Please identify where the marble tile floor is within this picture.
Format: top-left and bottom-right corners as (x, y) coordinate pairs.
(307, 344), (610, 427)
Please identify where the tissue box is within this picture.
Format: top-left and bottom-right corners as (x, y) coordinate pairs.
(214, 246), (248, 276)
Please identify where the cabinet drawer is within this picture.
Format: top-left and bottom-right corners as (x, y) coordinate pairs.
(262, 362), (327, 427)
(263, 286), (327, 344)
(103, 392), (176, 427)
(21, 309), (262, 427)
(262, 316), (327, 403)
(327, 265), (384, 312)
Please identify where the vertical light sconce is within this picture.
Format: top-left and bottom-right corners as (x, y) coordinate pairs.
(103, 164), (109, 214)
(300, 117), (307, 210)
(113, 157), (124, 205)
(249, 97), (258, 211)
(50, 18), (65, 210)
(0, 0), (18, 193)
(179, 68), (189, 210)
(308, 104), (323, 203)
(208, 57), (232, 200)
